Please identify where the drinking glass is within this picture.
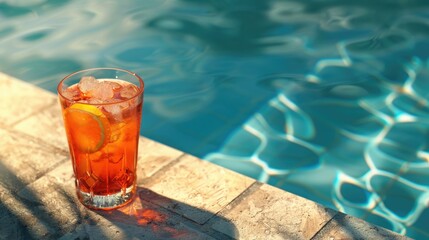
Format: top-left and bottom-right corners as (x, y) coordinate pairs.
(58, 68), (144, 210)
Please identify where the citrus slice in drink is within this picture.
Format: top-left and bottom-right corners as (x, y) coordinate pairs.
(65, 103), (111, 153)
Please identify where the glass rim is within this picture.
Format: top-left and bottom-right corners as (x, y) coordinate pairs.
(57, 67), (145, 105)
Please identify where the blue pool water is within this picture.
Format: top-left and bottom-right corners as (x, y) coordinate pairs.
(1, 0), (429, 238)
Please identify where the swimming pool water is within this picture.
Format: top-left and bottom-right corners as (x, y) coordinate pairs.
(1, 0), (429, 239)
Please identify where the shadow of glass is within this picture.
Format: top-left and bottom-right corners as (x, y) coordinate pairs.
(94, 187), (238, 239)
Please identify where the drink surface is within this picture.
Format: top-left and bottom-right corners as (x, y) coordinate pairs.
(59, 76), (142, 196)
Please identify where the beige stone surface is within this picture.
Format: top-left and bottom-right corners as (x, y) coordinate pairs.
(59, 194), (217, 240)
(16, 161), (84, 239)
(0, 128), (68, 192)
(14, 160), (215, 240)
(0, 183), (55, 239)
(0, 72), (57, 126)
(144, 154), (255, 224)
(210, 183), (337, 240)
(60, 215), (216, 240)
(13, 103), (69, 150)
(16, 161), (219, 240)
(312, 212), (412, 240)
(137, 137), (184, 181)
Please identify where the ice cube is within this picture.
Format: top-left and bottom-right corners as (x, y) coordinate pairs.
(78, 76), (98, 93)
(62, 88), (80, 101)
(109, 82), (122, 91)
(119, 84), (139, 99)
(92, 81), (115, 101)
(103, 104), (122, 116)
(106, 144), (124, 163)
(109, 123), (126, 143)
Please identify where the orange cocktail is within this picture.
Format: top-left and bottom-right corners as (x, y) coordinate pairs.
(58, 68), (144, 210)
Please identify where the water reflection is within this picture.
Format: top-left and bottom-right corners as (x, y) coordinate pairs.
(147, 1), (283, 53)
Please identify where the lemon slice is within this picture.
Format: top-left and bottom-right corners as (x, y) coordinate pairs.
(65, 103), (111, 153)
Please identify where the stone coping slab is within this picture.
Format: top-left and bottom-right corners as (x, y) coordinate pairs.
(0, 72), (411, 239)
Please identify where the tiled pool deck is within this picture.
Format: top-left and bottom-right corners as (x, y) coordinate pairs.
(0, 72), (410, 239)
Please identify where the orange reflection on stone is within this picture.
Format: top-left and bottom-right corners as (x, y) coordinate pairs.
(104, 189), (191, 239)
(135, 209), (166, 225)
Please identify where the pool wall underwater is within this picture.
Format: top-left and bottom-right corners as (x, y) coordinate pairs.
(1, 0), (429, 239)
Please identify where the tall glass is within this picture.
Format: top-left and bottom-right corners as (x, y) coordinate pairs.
(58, 68), (144, 210)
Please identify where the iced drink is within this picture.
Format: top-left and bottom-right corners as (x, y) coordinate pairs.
(58, 68), (144, 210)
